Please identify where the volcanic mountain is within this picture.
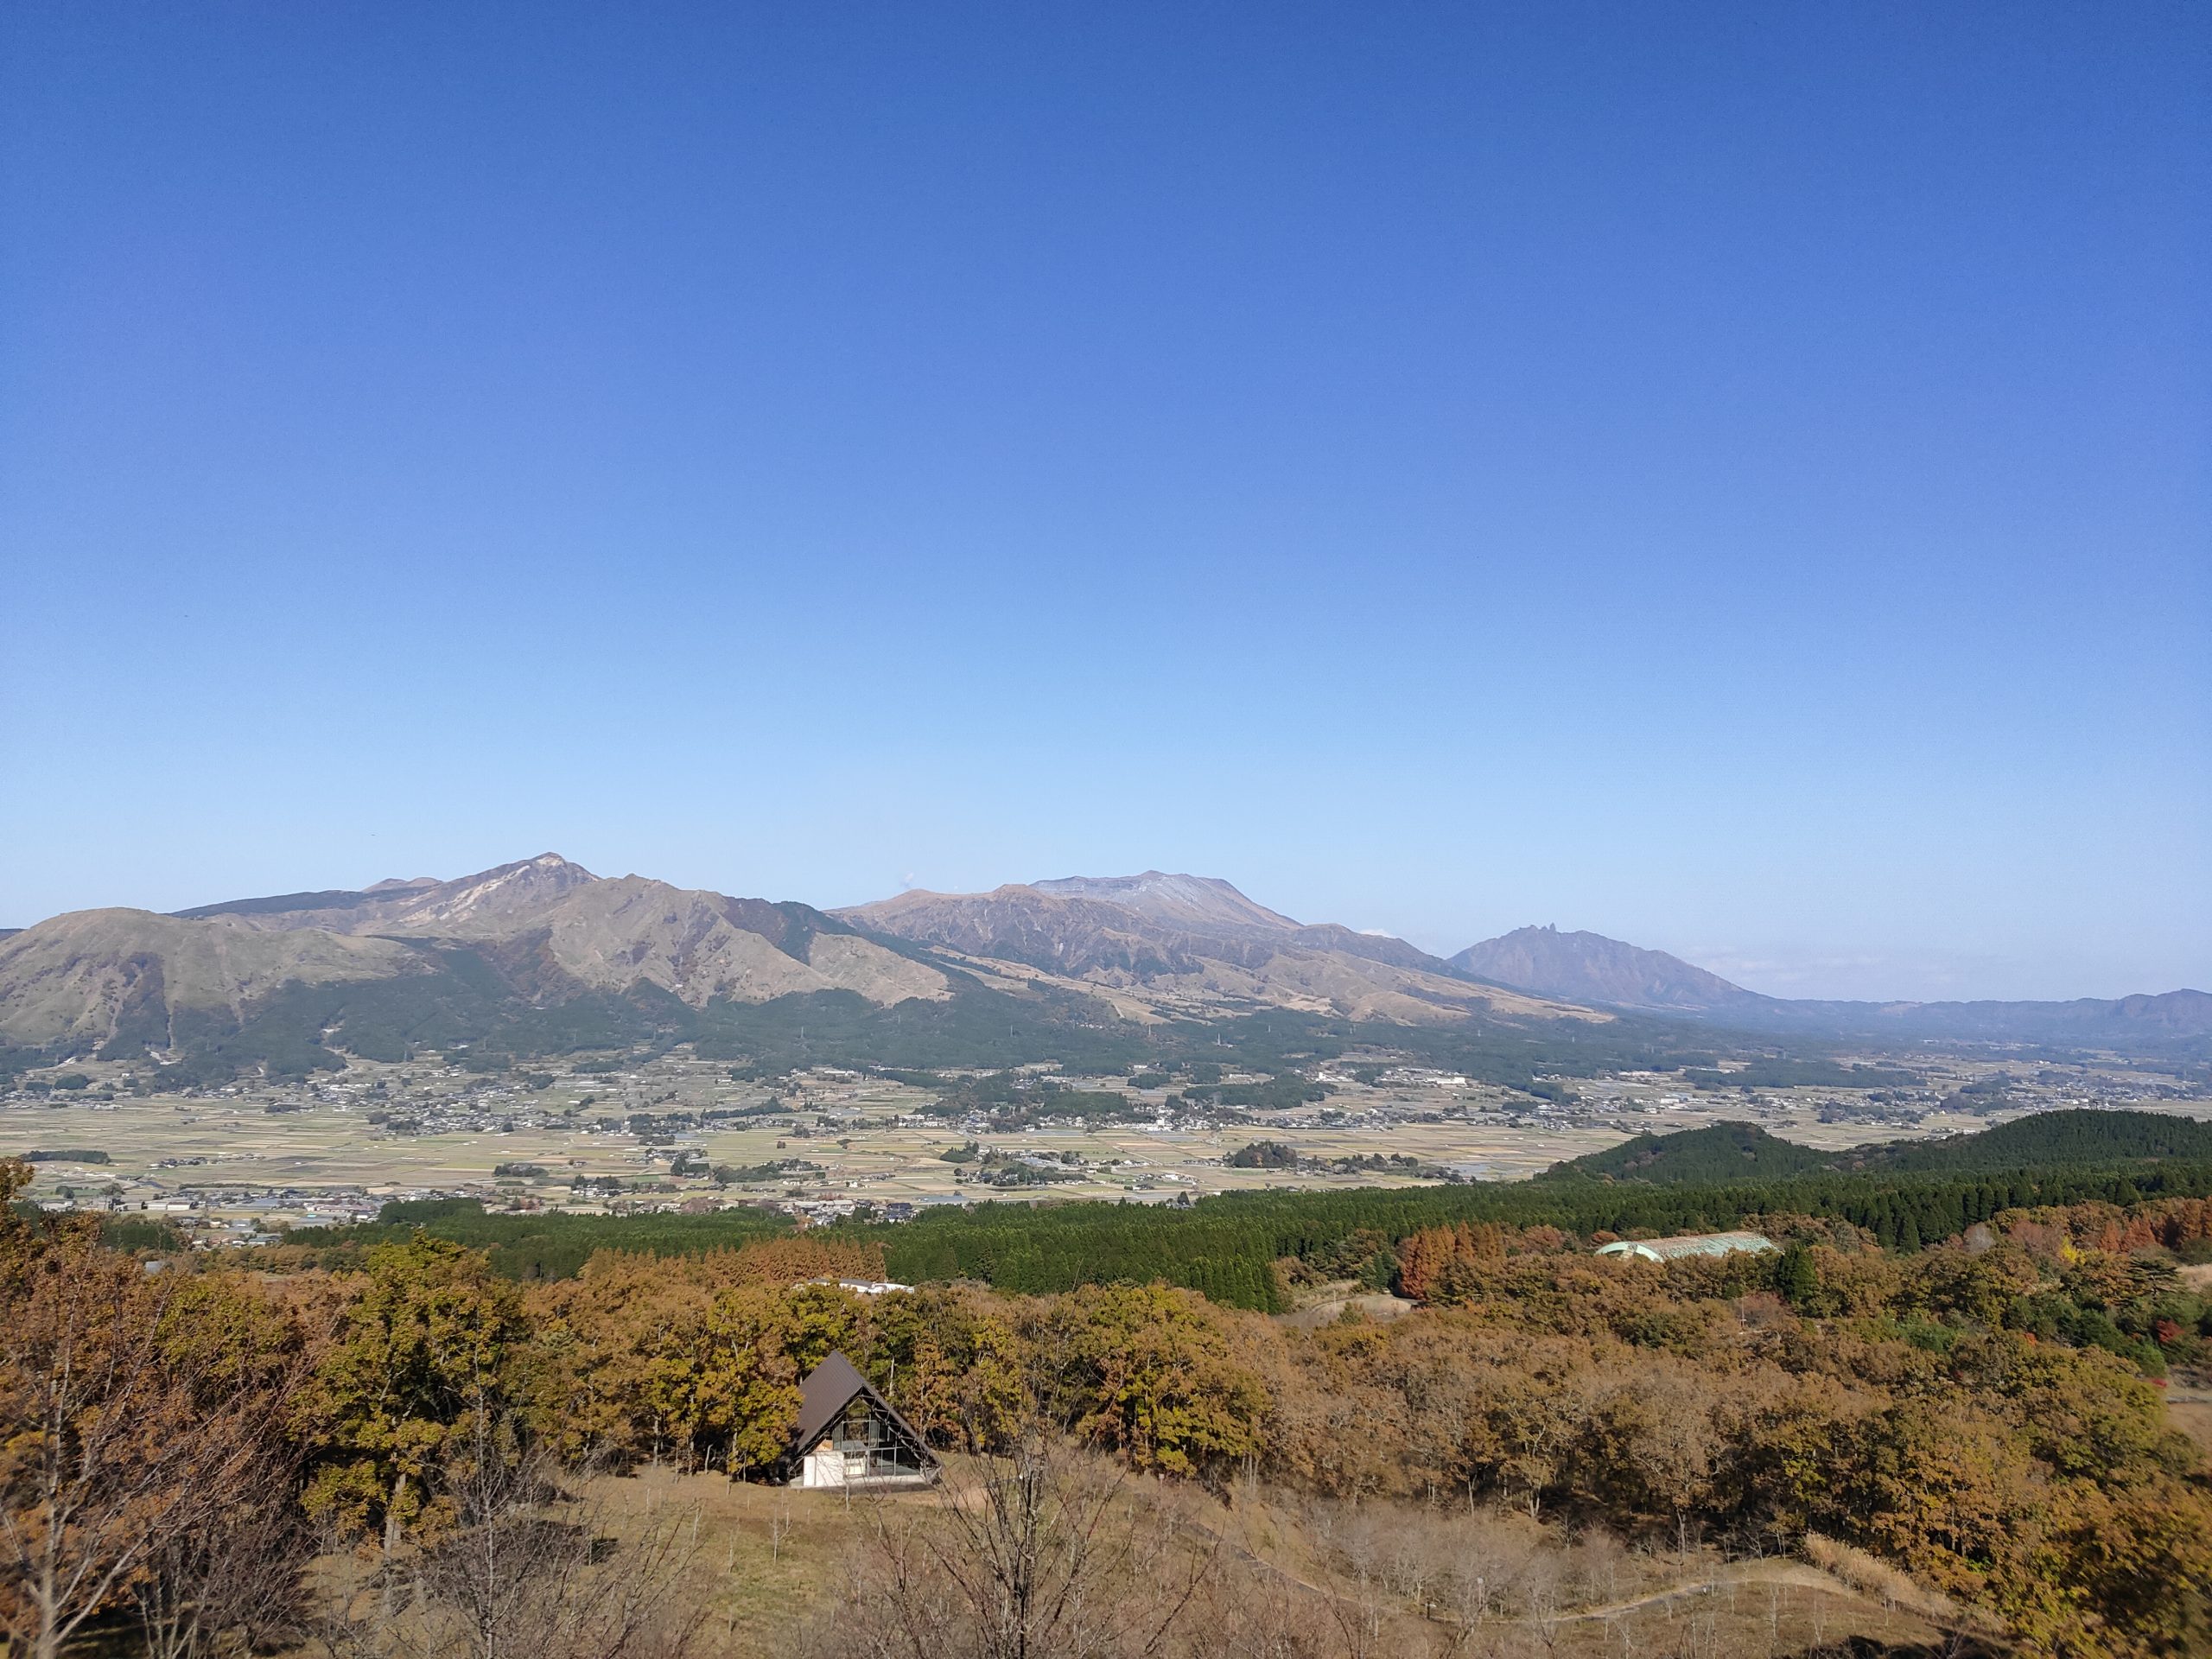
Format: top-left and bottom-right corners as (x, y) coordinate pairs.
(12, 859), (2200, 1070)
(1450, 925), (1773, 1017)
(170, 854), (942, 1007)
(0, 855), (945, 1053)
(837, 874), (1587, 1025)
(1452, 925), (2212, 1042)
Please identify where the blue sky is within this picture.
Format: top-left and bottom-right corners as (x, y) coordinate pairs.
(3, 3), (2206, 1001)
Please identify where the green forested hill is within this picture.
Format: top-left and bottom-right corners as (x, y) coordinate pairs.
(1540, 1121), (1840, 1184)
(1874, 1107), (2212, 1170)
(1548, 1109), (2212, 1185)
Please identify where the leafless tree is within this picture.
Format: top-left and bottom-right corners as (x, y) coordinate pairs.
(130, 1428), (315, 1659)
(316, 1408), (705, 1659)
(830, 1427), (1216, 1659)
(1306, 1498), (1568, 1659)
(0, 1236), (298, 1659)
(1189, 1550), (1351, 1659)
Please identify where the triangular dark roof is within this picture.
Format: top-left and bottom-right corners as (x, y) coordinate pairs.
(791, 1350), (937, 1463)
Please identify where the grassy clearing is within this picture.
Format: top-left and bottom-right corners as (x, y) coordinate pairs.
(355, 1456), (1974, 1659)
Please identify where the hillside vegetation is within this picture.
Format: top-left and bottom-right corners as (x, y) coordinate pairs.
(10, 1152), (2212, 1659)
(283, 1111), (2212, 1313)
(1879, 1109), (2212, 1170)
(1545, 1121), (1840, 1183)
(1548, 1111), (2212, 1188)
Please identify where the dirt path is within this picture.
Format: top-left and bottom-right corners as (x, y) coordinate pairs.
(1185, 1512), (1871, 1630)
(1552, 1560), (1848, 1623)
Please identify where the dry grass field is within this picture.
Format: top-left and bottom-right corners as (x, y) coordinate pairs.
(337, 1459), (1969, 1659)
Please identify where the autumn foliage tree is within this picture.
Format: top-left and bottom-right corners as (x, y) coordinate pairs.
(527, 1251), (857, 1474)
(12, 1149), (2212, 1659)
(872, 1286), (1029, 1452)
(0, 1161), (312, 1659)
(1393, 1222), (1507, 1304)
(1039, 1283), (1268, 1484)
(302, 1232), (532, 1551)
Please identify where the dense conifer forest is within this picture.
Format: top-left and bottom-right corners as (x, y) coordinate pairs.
(287, 1111), (2212, 1310)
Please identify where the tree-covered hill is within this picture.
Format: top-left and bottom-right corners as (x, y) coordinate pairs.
(1547, 1109), (2212, 1186)
(1539, 1120), (1840, 1184)
(1875, 1106), (2212, 1170)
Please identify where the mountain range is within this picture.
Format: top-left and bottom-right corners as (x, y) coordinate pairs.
(0, 856), (945, 1061)
(0, 856), (1591, 1075)
(1459, 923), (2212, 1045)
(0, 855), (2204, 1076)
(836, 874), (1580, 1026)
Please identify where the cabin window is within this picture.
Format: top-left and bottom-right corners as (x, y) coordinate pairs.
(824, 1399), (925, 1476)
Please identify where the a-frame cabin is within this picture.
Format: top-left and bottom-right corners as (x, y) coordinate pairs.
(781, 1351), (940, 1490)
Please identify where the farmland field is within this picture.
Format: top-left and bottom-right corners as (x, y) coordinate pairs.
(6, 1045), (2206, 1242)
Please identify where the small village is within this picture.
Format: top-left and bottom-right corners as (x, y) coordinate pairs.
(4, 1043), (2203, 1247)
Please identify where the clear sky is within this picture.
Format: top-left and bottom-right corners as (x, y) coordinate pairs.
(3, 3), (2206, 1001)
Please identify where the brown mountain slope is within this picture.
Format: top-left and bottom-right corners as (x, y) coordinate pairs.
(0, 909), (418, 1046)
(3, 857), (948, 1052)
(174, 852), (601, 933)
(838, 879), (1599, 1026)
(441, 876), (946, 1008)
(166, 862), (942, 1008)
(172, 853), (944, 1008)
(1031, 872), (1299, 933)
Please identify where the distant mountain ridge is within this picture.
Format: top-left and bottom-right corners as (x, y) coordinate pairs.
(837, 874), (1589, 1026)
(5, 858), (2203, 1077)
(1032, 872), (1300, 933)
(0, 857), (1607, 1080)
(175, 854), (600, 935)
(0, 855), (946, 1056)
(1452, 924), (2211, 1043)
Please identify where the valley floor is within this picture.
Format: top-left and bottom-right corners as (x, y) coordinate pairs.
(6, 1046), (2207, 1241)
